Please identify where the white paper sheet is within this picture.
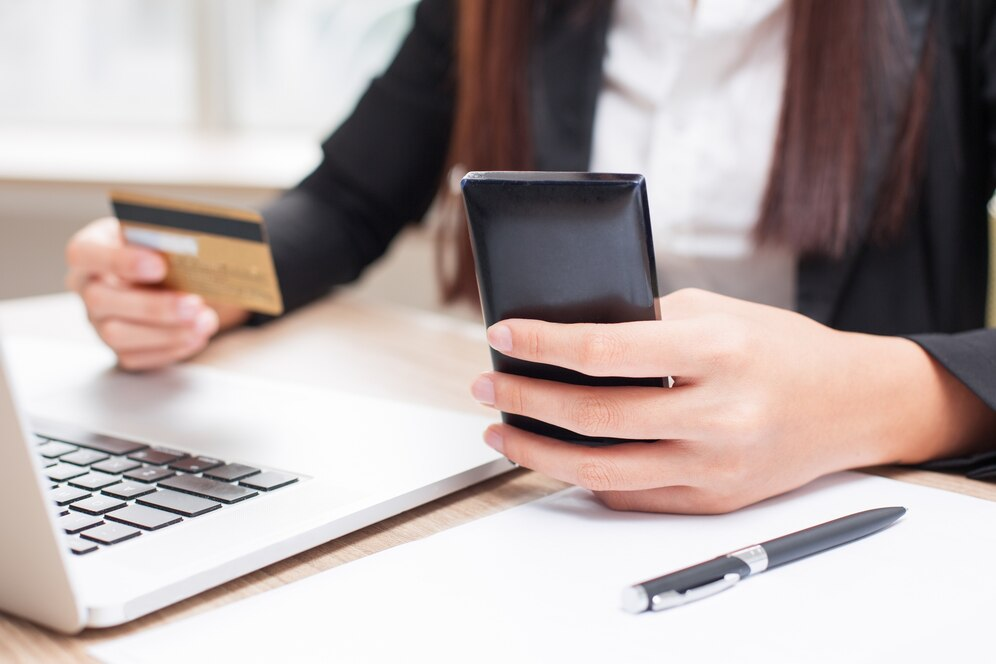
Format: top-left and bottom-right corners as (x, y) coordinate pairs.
(91, 473), (996, 663)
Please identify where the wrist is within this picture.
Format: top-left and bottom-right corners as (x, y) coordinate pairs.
(838, 332), (996, 466)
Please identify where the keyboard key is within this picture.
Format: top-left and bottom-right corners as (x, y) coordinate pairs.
(51, 485), (91, 506)
(60, 449), (110, 466)
(102, 480), (156, 500)
(33, 420), (148, 456)
(42, 459), (58, 468)
(38, 441), (78, 459)
(45, 464), (89, 482)
(70, 495), (127, 516)
(203, 463), (260, 482)
(128, 447), (187, 466)
(123, 466), (176, 483)
(106, 504), (183, 531)
(92, 457), (142, 475)
(137, 490), (222, 517)
(159, 475), (258, 504)
(67, 536), (99, 555)
(69, 472), (121, 491)
(80, 523), (141, 545)
(59, 512), (103, 534)
(240, 471), (299, 492)
(169, 456), (224, 473)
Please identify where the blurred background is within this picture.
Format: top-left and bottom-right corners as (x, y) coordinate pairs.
(0, 0), (441, 309)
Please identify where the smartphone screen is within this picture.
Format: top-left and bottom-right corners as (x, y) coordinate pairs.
(462, 172), (663, 446)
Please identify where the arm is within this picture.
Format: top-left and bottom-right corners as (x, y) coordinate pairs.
(469, 289), (996, 514)
(67, 0), (455, 369)
(260, 0), (455, 317)
(910, 0), (996, 411)
(462, 1), (996, 514)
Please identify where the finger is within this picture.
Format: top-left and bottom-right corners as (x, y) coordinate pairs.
(116, 336), (211, 372)
(66, 221), (167, 284)
(65, 269), (91, 295)
(483, 423), (702, 492)
(486, 317), (735, 378)
(474, 372), (698, 440)
(95, 314), (217, 353)
(82, 280), (207, 326)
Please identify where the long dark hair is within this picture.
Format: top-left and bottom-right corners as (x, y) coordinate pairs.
(436, 0), (933, 304)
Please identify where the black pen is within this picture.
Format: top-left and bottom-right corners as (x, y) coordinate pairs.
(622, 506), (906, 613)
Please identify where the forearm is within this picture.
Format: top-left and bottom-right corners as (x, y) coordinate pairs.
(840, 332), (996, 467)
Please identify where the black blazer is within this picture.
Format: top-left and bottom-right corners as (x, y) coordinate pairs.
(261, 0), (996, 416)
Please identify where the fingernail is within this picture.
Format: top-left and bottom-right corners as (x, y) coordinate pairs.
(194, 309), (218, 336)
(487, 325), (513, 353)
(177, 295), (202, 321)
(471, 375), (495, 405)
(484, 428), (504, 454)
(135, 256), (164, 280)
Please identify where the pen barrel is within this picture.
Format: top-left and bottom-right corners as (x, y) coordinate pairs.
(763, 507), (905, 569)
(639, 556), (750, 598)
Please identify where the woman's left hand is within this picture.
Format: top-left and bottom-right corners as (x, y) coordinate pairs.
(470, 289), (994, 514)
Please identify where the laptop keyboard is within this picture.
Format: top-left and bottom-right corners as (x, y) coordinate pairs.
(32, 421), (300, 556)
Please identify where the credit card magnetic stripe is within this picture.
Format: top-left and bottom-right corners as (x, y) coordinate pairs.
(112, 202), (265, 243)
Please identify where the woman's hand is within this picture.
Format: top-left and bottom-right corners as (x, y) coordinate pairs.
(66, 217), (249, 371)
(470, 289), (996, 514)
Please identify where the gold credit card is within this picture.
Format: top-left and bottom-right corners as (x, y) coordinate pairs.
(112, 191), (284, 316)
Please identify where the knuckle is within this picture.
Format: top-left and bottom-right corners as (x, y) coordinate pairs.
(64, 271), (78, 292)
(703, 316), (751, 369)
(64, 238), (83, 269)
(141, 294), (174, 323)
(569, 395), (621, 436)
(729, 400), (764, 437)
(66, 225), (112, 270)
(574, 457), (622, 491)
(81, 283), (105, 313)
(112, 250), (135, 278)
(577, 330), (624, 371)
(705, 441), (754, 489)
(500, 435), (530, 469)
(98, 321), (127, 348)
(117, 355), (142, 372)
(499, 379), (527, 415)
(523, 326), (543, 358)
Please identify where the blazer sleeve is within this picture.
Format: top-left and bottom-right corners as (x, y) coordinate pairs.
(257, 0), (455, 319)
(908, 2), (996, 416)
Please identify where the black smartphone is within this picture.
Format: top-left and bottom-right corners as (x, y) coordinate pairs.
(461, 172), (663, 446)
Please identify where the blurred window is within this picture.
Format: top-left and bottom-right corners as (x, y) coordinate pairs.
(0, 0), (417, 139)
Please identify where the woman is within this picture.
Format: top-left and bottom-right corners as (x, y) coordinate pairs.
(65, 0), (996, 513)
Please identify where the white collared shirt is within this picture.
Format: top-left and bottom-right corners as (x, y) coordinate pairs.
(589, 0), (794, 309)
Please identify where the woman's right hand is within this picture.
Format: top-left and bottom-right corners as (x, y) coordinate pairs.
(66, 217), (227, 371)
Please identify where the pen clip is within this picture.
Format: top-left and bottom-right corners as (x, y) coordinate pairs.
(650, 573), (741, 612)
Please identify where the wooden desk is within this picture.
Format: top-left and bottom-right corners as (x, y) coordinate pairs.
(1, 293), (994, 663)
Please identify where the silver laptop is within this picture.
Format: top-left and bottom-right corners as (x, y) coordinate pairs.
(0, 334), (511, 633)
